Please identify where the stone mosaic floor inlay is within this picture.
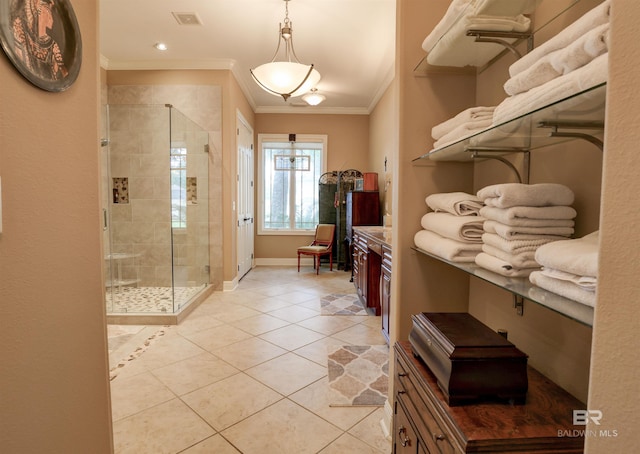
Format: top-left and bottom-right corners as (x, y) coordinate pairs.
(320, 293), (368, 315)
(106, 286), (203, 313)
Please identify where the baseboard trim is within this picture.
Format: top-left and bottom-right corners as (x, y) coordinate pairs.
(380, 398), (393, 441)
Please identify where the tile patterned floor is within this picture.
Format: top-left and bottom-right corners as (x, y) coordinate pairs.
(108, 266), (392, 454)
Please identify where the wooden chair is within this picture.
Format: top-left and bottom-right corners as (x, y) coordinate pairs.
(297, 224), (336, 274)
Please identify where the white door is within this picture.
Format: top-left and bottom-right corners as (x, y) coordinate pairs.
(237, 112), (254, 280)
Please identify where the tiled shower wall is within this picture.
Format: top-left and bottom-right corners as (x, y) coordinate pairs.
(106, 84), (223, 290)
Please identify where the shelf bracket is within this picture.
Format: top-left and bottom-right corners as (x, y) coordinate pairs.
(537, 120), (605, 151)
(466, 147), (530, 184)
(466, 30), (534, 59)
(513, 295), (524, 316)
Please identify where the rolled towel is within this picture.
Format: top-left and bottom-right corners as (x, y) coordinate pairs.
(493, 53), (609, 126)
(540, 267), (597, 292)
(480, 206), (576, 227)
(484, 219), (574, 240)
(475, 252), (539, 277)
(433, 119), (493, 148)
(503, 52), (562, 96)
(529, 270), (596, 307)
(414, 229), (482, 263)
(421, 212), (485, 243)
(432, 106), (495, 139)
(482, 232), (561, 254)
(549, 23), (610, 76)
(534, 231), (599, 277)
(482, 243), (539, 269)
(477, 183), (575, 208)
(509, 0), (611, 77)
(425, 191), (484, 216)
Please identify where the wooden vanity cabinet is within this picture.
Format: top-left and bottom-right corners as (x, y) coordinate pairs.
(381, 243), (392, 343)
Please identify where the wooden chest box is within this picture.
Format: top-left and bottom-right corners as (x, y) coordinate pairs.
(409, 312), (528, 406)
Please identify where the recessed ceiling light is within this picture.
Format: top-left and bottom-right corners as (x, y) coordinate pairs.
(154, 42), (168, 51)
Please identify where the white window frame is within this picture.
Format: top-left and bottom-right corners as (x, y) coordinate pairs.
(257, 133), (328, 235)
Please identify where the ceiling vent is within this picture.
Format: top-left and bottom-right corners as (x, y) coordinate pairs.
(172, 12), (203, 26)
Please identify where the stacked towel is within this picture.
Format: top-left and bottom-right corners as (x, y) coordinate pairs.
(423, 0), (539, 67)
(529, 231), (599, 307)
(494, 1), (611, 125)
(414, 191), (485, 263)
(474, 183), (577, 277)
(431, 106), (496, 149)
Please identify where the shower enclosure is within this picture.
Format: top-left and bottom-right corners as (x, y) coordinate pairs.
(101, 104), (210, 322)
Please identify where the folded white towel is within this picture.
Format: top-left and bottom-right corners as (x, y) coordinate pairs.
(509, 0), (611, 77)
(550, 23), (610, 76)
(433, 119), (493, 149)
(478, 183), (575, 208)
(483, 220), (574, 240)
(534, 231), (599, 277)
(529, 270), (596, 307)
(432, 106), (495, 139)
(475, 252), (539, 277)
(425, 191), (484, 216)
(482, 243), (539, 268)
(493, 53), (609, 125)
(414, 229), (482, 263)
(480, 206), (577, 227)
(503, 52), (562, 96)
(421, 212), (485, 243)
(473, 0), (540, 16)
(427, 14), (531, 67)
(482, 232), (561, 254)
(540, 267), (597, 292)
(422, 0), (473, 52)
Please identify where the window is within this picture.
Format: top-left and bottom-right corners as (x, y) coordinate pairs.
(258, 134), (327, 234)
(170, 145), (187, 228)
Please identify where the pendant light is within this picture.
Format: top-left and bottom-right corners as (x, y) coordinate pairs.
(250, 0), (321, 101)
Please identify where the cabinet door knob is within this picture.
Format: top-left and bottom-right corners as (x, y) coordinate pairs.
(434, 433), (446, 442)
(398, 372), (407, 377)
(398, 426), (411, 447)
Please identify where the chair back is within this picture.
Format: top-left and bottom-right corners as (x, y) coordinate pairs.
(315, 224), (335, 247)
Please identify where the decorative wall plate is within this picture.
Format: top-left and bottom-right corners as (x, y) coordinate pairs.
(0, 0), (82, 92)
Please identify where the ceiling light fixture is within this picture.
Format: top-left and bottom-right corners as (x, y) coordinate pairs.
(250, 0), (321, 101)
(154, 42), (168, 51)
(302, 88), (325, 106)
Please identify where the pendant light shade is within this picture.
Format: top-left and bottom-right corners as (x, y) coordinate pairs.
(302, 88), (326, 106)
(251, 0), (322, 101)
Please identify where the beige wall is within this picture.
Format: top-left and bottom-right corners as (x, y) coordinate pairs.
(0, 2), (113, 452)
(369, 83), (396, 221)
(253, 113), (370, 259)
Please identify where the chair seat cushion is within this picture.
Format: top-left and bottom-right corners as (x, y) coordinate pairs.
(298, 246), (330, 253)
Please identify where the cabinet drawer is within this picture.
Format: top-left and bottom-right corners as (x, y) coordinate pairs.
(396, 358), (456, 454)
(394, 399), (420, 453)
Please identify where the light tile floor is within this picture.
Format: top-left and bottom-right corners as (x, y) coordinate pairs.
(108, 266), (392, 454)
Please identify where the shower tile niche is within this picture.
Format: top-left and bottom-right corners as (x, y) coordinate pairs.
(187, 177), (197, 204)
(112, 177), (129, 204)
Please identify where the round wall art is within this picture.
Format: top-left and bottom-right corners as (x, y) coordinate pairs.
(0, 0), (82, 92)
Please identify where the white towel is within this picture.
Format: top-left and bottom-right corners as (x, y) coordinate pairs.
(422, 0), (474, 52)
(477, 183), (575, 208)
(432, 106), (495, 139)
(433, 119), (493, 149)
(482, 232), (561, 254)
(484, 220), (574, 240)
(472, 0), (540, 16)
(425, 191), (484, 216)
(509, 0), (611, 77)
(420, 212), (485, 243)
(475, 252), (539, 277)
(550, 23), (610, 76)
(540, 267), (597, 292)
(414, 229), (482, 263)
(427, 14), (531, 67)
(503, 52), (562, 96)
(529, 270), (596, 307)
(534, 231), (599, 277)
(480, 206), (577, 227)
(482, 244), (539, 268)
(493, 53), (609, 126)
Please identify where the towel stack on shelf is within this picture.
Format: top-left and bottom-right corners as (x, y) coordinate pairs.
(530, 231), (599, 307)
(431, 106), (496, 149)
(414, 192), (485, 263)
(422, 0), (539, 68)
(474, 183), (576, 277)
(493, 0), (611, 125)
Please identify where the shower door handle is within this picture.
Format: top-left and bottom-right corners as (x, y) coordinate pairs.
(103, 208), (108, 231)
